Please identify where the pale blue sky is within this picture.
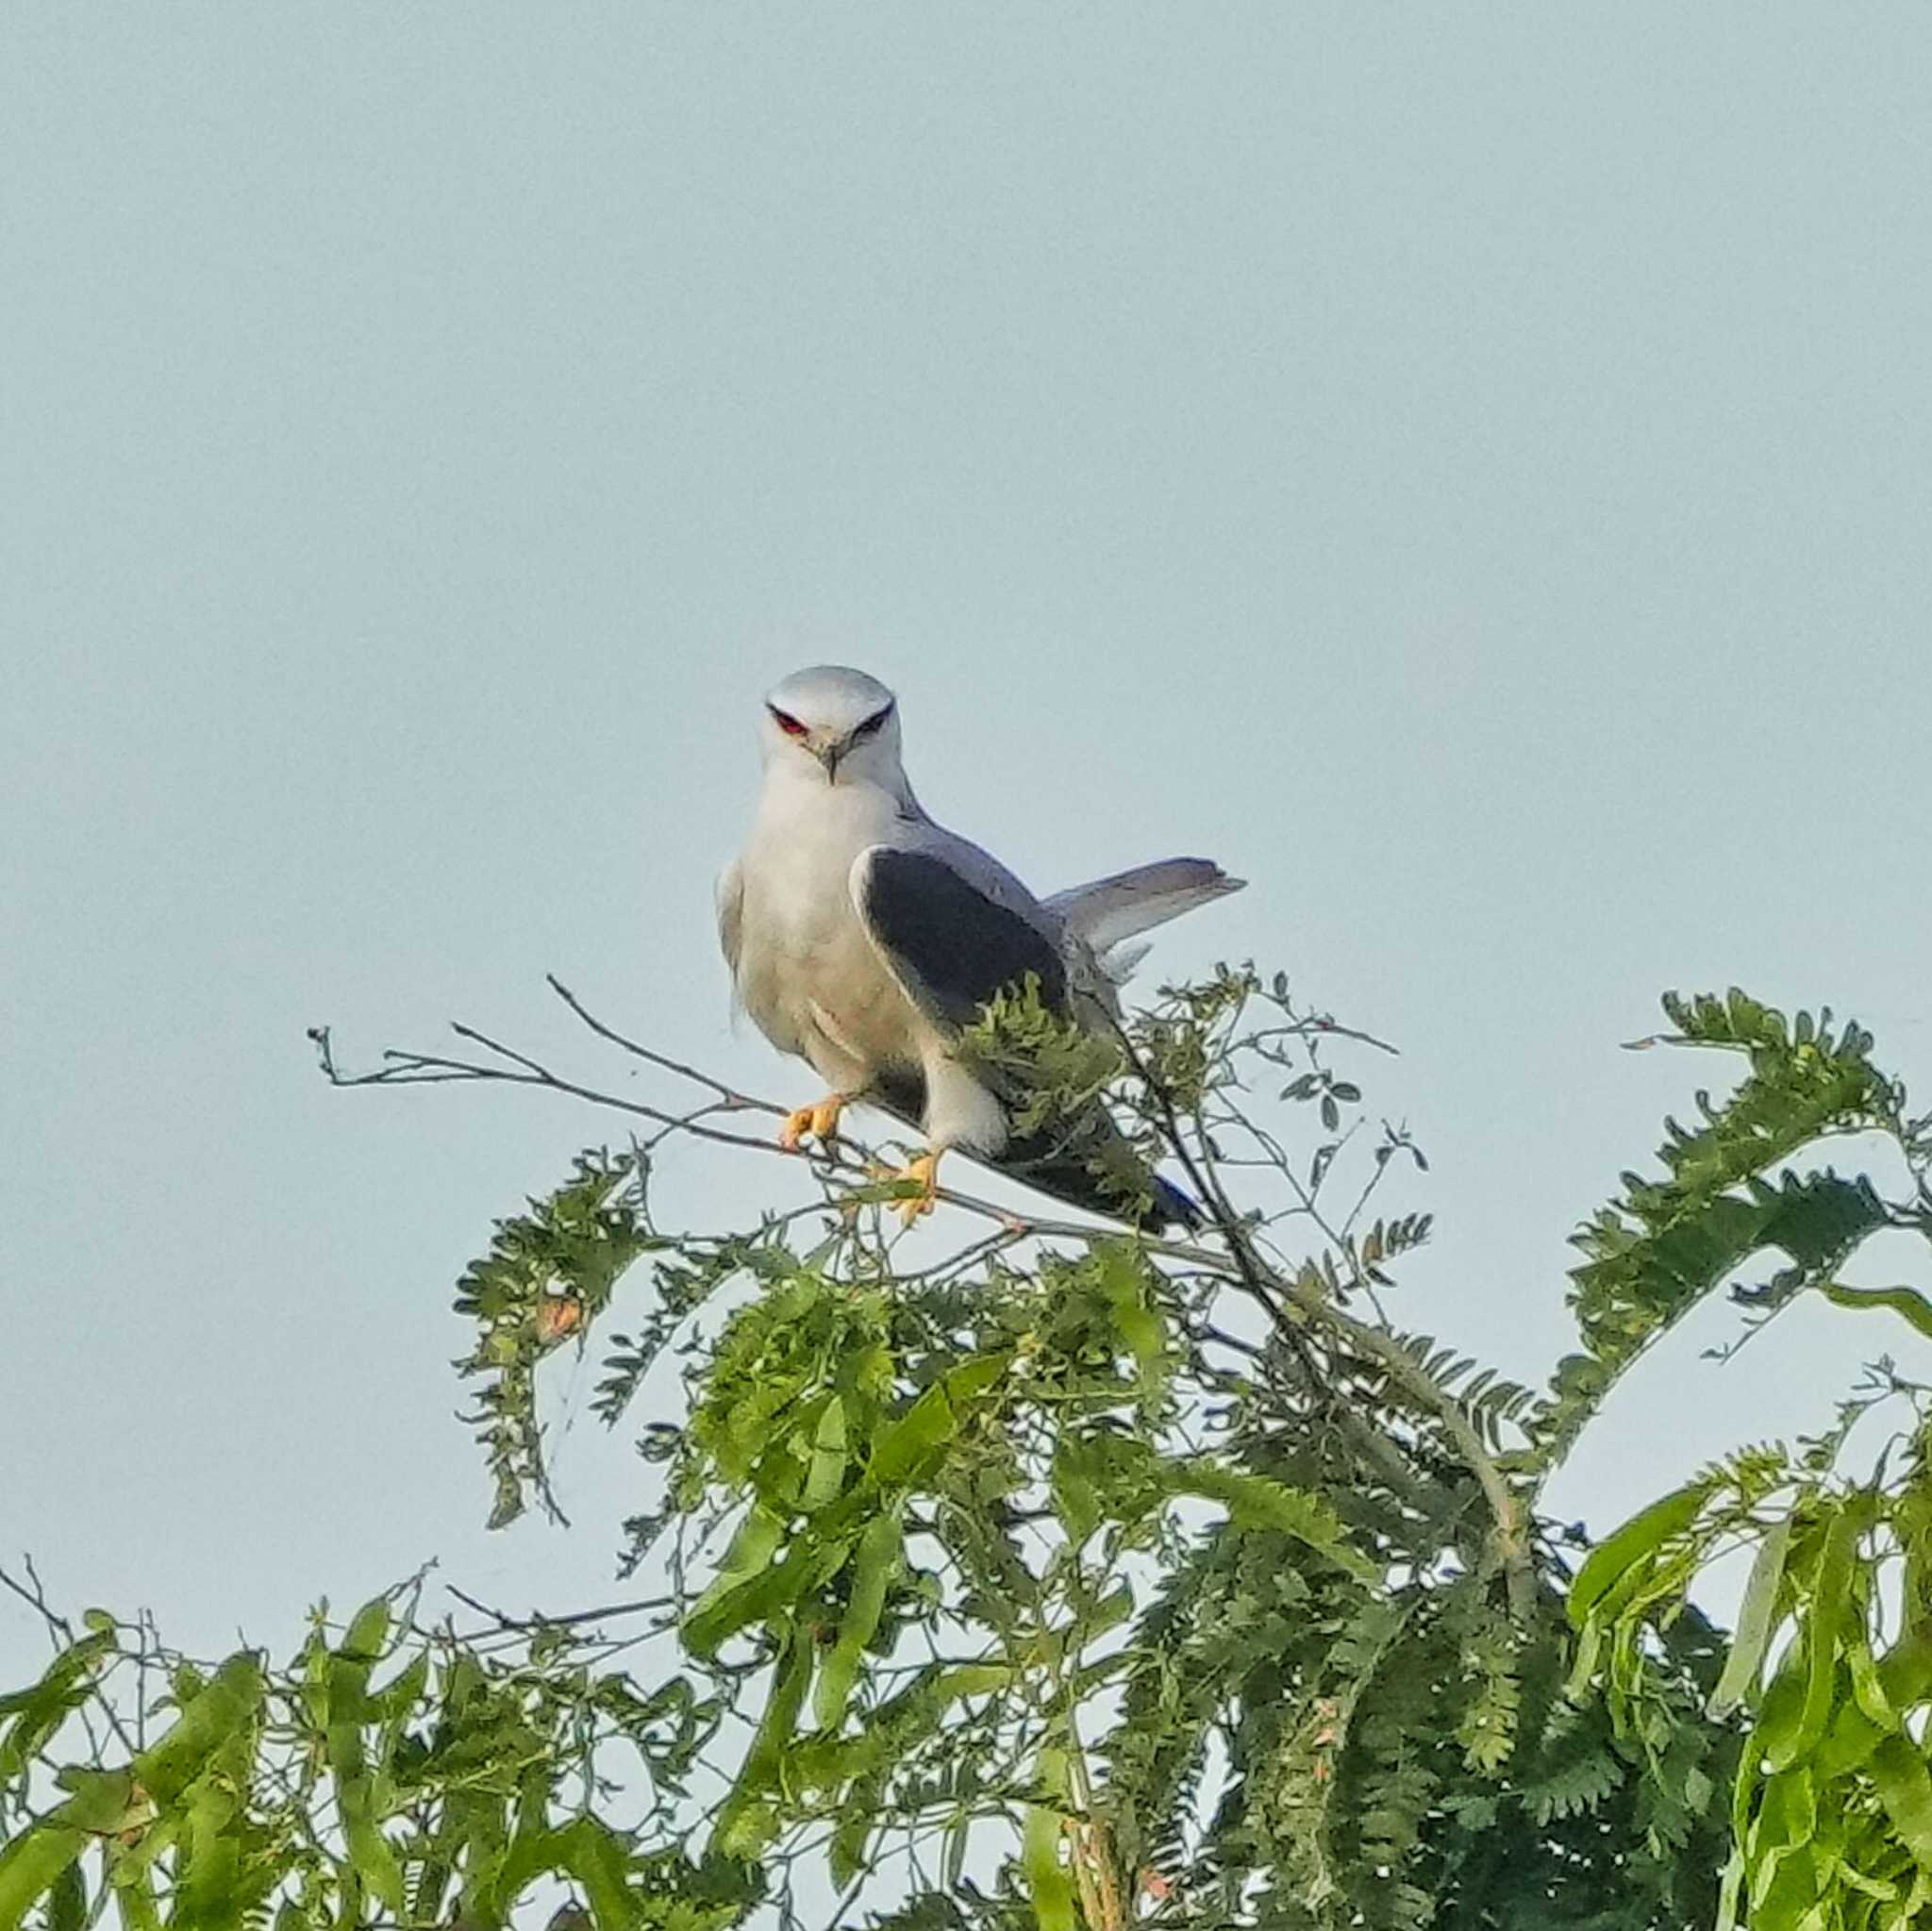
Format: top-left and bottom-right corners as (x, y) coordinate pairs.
(4, 6), (1930, 1684)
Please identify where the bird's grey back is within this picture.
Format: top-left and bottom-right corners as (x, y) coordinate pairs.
(898, 815), (1065, 945)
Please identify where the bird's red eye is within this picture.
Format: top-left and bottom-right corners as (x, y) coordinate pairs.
(770, 707), (808, 738)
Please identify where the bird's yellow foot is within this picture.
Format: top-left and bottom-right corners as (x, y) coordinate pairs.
(779, 1093), (849, 1152)
(882, 1150), (941, 1225)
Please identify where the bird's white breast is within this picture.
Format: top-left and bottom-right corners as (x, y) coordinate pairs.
(732, 772), (929, 1084)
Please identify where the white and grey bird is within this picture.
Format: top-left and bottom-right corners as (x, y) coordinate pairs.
(716, 665), (1243, 1227)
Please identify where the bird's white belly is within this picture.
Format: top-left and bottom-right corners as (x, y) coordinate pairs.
(725, 774), (1017, 1159)
(736, 797), (927, 1087)
(757, 908), (918, 1074)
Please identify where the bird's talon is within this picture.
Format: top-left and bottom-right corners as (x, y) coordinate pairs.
(890, 1151), (941, 1226)
(853, 1155), (941, 1224)
(779, 1094), (847, 1152)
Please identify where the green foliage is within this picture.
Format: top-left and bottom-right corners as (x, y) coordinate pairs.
(455, 1148), (667, 1528)
(1560, 1390), (1932, 1929)
(0, 1585), (748, 1931)
(955, 978), (1169, 1216)
(16, 974), (1932, 1926)
(1551, 993), (1932, 1930)
(955, 978), (1129, 1135)
(1534, 988), (1909, 1463)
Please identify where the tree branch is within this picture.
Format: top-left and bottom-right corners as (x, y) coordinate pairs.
(316, 978), (1533, 1617)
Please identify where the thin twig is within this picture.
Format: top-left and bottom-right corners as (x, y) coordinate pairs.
(549, 975), (777, 1114)
(320, 1025), (1249, 1273)
(0, 1559), (140, 1756)
(446, 1585), (675, 1633)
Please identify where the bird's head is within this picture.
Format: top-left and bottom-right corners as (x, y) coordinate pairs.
(759, 665), (905, 790)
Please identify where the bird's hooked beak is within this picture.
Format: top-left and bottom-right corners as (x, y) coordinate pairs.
(812, 737), (845, 784)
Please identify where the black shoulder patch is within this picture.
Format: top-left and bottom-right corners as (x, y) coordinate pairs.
(858, 848), (1069, 1031)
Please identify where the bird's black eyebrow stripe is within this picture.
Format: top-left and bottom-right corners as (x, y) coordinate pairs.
(853, 703), (894, 736)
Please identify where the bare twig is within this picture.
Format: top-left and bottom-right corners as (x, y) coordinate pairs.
(548, 975), (778, 1114)
(314, 1022), (1247, 1275)
(0, 1558), (140, 1756)
(446, 1584), (675, 1633)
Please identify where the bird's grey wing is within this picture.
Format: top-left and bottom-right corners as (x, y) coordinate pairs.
(854, 844), (1199, 1232)
(1044, 858), (1244, 957)
(715, 859), (745, 981)
(851, 845), (1069, 1032)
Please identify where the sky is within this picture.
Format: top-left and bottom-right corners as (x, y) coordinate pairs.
(3, 4), (1930, 1699)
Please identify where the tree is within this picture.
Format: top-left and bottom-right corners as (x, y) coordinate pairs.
(4, 970), (1930, 1929)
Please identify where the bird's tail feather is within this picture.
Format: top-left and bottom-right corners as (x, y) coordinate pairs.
(1046, 858), (1245, 959)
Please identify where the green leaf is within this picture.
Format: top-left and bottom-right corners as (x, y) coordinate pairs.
(829, 1773), (882, 1890)
(869, 1385), (958, 1486)
(341, 1595), (391, 1663)
(1765, 1498), (1861, 1773)
(683, 1502), (787, 1650)
(1568, 1482), (1712, 1629)
(48, 1770), (143, 1835)
(347, 1819), (407, 1914)
(1536, 991), (1893, 1462)
(1814, 1625), (1932, 1780)
(1050, 1436), (1103, 1546)
(708, 1502), (788, 1600)
(178, 1778), (248, 1927)
(804, 1395), (848, 1509)
(452, 1148), (661, 1526)
(375, 1649), (430, 1724)
(0, 1828), (84, 1931)
(1165, 1459), (1378, 1583)
(42, 1862), (83, 1931)
(111, 1864), (164, 1931)
(814, 1511), (901, 1733)
(0, 1637), (112, 1790)
(129, 1654), (263, 1806)
(1022, 1749), (1076, 1931)
(554, 1817), (640, 1931)
(1845, 1633), (1898, 1732)
(1820, 1281), (1932, 1340)
(1870, 1736), (1932, 1869)
(711, 1623), (814, 1857)
(683, 1523), (854, 1659)
(1709, 1511), (1794, 1717)
(1095, 1241), (1165, 1376)
(941, 1351), (1012, 1407)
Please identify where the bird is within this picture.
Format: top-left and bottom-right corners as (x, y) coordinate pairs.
(716, 665), (1243, 1229)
